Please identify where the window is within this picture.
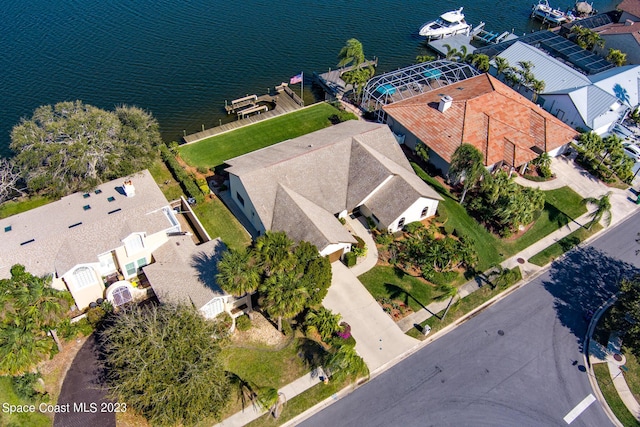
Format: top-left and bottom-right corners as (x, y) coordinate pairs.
(236, 192), (245, 207)
(136, 257), (147, 268)
(124, 234), (144, 255)
(397, 217), (406, 228)
(112, 286), (132, 307)
(201, 298), (224, 319)
(421, 207), (429, 218)
(73, 267), (97, 289)
(125, 262), (136, 277)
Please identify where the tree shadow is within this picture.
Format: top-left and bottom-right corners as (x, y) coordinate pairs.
(542, 246), (640, 352)
(189, 241), (227, 294)
(383, 283), (440, 319)
(296, 338), (328, 376)
(545, 202), (570, 227)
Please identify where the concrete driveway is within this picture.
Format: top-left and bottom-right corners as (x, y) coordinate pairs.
(323, 262), (417, 374)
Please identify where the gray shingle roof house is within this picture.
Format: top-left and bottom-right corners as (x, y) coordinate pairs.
(225, 121), (442, 260)
(0, 170), (247, 319)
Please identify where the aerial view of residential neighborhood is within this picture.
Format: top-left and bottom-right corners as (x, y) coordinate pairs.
(4, 0), (640, 426)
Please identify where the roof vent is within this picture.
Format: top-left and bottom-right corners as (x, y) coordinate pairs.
(123, 180), (135, 197)
(625, 19), (634, 26)
(438, 95), (453, 113)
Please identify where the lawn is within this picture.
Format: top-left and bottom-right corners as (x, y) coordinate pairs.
(411, 163), (588, 270)
(179, 103), (343, 169)
(528, 223), (602, 266)
(406, 267), (522, 340)
(245, 376), (353, 427)
(147, 159), (184, 201)
(358, 265), (435, 312)
(594, 363), (640, 427)
(622, 349), (640, 403)
(0, 376), (52, 427)
(192, 197), (251, 251)
(220, 338), (309, 389)
(0, 196), (52, 219)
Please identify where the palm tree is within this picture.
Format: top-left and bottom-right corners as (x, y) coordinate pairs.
(415, 54), (435, 63)
(531, 79), (546, 103)
(582, 192), (612, 229)
(337, 38), (365, 68)
(254, 231), (295, 276)
(607, 49), (627, 67)
(469, 54), (490, 72)
(443, 44), (468, 62)
(494, 57), (510, 79)
(260, 272), (308, 332)
(216, 248), (261, 297)
(571, 25), (605, 51)
(305, 308), (341, 342)
(325, 345), (369, 381)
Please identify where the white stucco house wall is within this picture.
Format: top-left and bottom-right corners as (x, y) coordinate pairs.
(224, 121), (443, 261)
(0, 170), (249, 318)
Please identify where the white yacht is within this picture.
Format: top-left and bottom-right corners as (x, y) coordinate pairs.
(418, 7), (472, 39)
(530, 0), (571, 25)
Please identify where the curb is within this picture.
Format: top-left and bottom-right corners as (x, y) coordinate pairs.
(584, 296), (623, 427)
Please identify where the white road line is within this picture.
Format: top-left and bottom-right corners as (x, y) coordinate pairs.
(564, 394), (596, 424)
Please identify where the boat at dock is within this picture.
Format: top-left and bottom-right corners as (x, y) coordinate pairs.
(530, 0), (574, 25)
(418, 7), (472, 39)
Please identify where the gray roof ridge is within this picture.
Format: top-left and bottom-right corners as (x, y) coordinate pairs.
(277, 184), (355, 244)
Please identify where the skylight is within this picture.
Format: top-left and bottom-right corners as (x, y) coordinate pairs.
(94, 189), (102, 194)
(83, 193), (90, 198)
(83, 205), (91, 211)
(107, 196), (115, 202)
(4, 226), (11, 232)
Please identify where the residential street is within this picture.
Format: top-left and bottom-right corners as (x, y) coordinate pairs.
(300, 210), (640, 427)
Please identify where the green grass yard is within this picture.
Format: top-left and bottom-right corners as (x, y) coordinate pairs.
(594, 363), (640, 427)
(0, 376), (52, 427)
(192, 197), (251, 251)
(358, 266), (434, 313)
(179, 103), (343, 169)
(528, 224), (602, 266)
(411, 163), (587, 271)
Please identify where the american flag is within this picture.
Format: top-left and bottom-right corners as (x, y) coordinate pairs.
(289, 73), (303, 84)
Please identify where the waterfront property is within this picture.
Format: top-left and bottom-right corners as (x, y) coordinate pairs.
(0, 170), (248, 318)
(383, 74), (578, 173)
(224, 120), (442, 261)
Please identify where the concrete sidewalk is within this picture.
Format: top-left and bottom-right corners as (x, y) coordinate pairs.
(214, 371), (328, 427)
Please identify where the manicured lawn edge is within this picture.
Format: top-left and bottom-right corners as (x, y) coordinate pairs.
(593, 363), (640, 427)
(406, 267), (522, 340)
(528, 223), (603, 266)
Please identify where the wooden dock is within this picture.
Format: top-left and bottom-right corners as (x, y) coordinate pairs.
(313, 58), (378, 101)
(182, 84), (304, 144)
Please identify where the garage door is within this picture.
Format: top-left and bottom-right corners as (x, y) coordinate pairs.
(327, 248), (344, 263)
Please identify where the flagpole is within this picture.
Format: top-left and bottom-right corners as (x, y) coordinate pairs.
(301, 71), (304, 106)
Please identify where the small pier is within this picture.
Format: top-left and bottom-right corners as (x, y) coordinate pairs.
(313, 58), (378, 101)
(183, 83), (304, 144)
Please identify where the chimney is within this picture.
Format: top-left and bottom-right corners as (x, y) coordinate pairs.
(438, 95), (453, 113)
(123, 180), (136, 197)
(625, 19), (634, 26)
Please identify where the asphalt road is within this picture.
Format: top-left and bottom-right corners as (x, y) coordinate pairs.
(301, 211), (640, 427)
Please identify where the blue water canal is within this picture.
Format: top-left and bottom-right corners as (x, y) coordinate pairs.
(0, 0), (619, 156)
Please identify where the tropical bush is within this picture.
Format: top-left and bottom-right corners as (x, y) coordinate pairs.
(344, 251), (357, 267)
(235, 314), (251, 331)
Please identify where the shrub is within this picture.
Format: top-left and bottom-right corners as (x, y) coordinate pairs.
(344, 251), (357, 267)
(281, 320), (294, 336)
(57, 317), (94, 339)
(12, 373), (41, 401)
(365, 216), (377, 230)
(375, 231), (394, 246)
(428, 271), (459, 286)
(539, 165), (553, 179)
(338, 217), (346, 225)
(235, 314), (251, 331)
(354, 235), (365, 249)
(196, 166), (208, 175)
(86, 306), (107, 327)
(159, 144), (204, 203)
(337, 322), (351, 339)
(403, 221), (425, 235)
(352, 244), (367, 258)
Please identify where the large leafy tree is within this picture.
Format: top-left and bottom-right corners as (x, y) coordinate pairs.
(448, 143), (485, 205)
(608, 276), (640, 357)
(0, 158), (24, 204)
(100, 304), (231, 427)
(10, 101), (162, 197)
(0, 265), (71, 376)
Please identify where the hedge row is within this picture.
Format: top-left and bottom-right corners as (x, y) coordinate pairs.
(159, 144), (205, 203)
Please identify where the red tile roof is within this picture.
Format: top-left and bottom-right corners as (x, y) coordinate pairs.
(594, 21), (640, 44)
(619, 0), (640, 19)
(383, 74), (578, 167)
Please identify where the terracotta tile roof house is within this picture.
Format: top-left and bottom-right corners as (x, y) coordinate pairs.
(383, 74), (579, 172)
(619, 0), (640, 21)
(587, 0), (640, 64)
(225, 121), (443, 261)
